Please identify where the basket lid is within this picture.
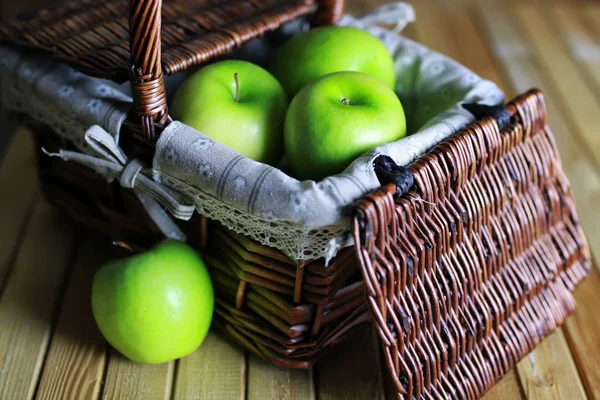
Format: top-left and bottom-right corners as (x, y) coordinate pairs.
(351, 90), (592, 398)
(0, 0), (337, 83)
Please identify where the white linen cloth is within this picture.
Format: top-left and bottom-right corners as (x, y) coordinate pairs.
(0, 3), (504, 261)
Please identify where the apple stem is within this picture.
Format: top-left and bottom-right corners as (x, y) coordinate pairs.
(341, 98), (350, 105)
(234, 73), (240, 102)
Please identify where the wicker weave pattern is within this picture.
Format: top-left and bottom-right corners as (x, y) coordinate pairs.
(353, 90), (591, 399)
(31, 120), (370, 368)
(28, 90), (590, 376)
(205, 226), (370, 368)
(0, 0), (335, 82)
(0, 0), (344, 141)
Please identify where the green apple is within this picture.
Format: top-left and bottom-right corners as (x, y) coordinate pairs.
(284, 71), (406, 181)
(91, 240), (214, 364)
(270, 26), (396, 97)
(172, 60), (288, 165)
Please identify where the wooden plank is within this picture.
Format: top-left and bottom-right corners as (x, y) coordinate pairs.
(318, 325), (385, 400)
(483, 371), (525, 400)
(514, 3), (600, 167)
(411, 0), (462, 58)
(478, 4), (600, 398)
(101, 356), (174, 400)
(516, 330), (587, 400)
(0, 201), (77, 400)
(173, 331), (246, 400)
(477, 0), (600, 267)
(247, 355), (313, 400)
(549, 3), (600, 97)
(585, 4), (600, 40)
(563, 269), (600, 400)
(0, 129), (38, 292)
(432, 0), (512, 94)
(429, 3), (593, 399)
(35, 234), (111, 400)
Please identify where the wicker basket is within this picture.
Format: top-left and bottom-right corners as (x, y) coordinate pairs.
(0, 1), (591, 399)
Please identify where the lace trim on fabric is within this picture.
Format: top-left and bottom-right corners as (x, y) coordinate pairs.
(159, 173), (352, 260)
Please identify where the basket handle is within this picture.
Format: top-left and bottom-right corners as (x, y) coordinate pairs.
(128, 0), (170, 144)
(127, 0), (345, 144)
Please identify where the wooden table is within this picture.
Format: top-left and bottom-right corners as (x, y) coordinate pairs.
(1, 0), (599, 399)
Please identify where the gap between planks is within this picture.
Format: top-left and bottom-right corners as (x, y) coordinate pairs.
(477, 2), (599, 399)
(514, 3), (600, 171)
(0, 201), (79, 400)
(420, 1), (596, 399)
(2, 2), (596, 400)
(0, 127), (81, 400)
(546, 2), (600, 98)
(34, 234), (112, 400)
(317, 324), (386, 400)
(0, 129), (39, 297)
(479, 1), (600, 253)
(173, 332), (246, 400)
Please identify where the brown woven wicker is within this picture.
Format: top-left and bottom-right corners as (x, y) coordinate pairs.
(27, 89), (591, 380)
(1, 0), (591, 397)
(353, 89), (591, 398)
(0, 0), (344, 142)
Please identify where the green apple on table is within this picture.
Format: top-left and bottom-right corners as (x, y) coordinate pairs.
(172, 60), (288, 165)
(92, 240), (214, 364)
(284, 71), (406, 181)
(270, 26), (396, 97)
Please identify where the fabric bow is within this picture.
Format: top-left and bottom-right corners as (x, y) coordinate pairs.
(43, 125), (195, 241)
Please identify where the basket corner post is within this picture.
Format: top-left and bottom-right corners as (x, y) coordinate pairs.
(312, 0), (346, 26)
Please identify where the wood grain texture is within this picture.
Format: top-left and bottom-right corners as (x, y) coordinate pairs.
(478, 5), (600, 398)
(411, 0), (462, 59)
(431, 0), (512, 94)
(173, 331), (246, 400)
(247, 355), (313, 400)
(0, 129), (38, 292)
(0, 201), (77, 400)
(317, 325), (384, 400)
(587, 5), (600, 40)
(0, 1), (598, 400)
(482, 371), (525, 400)
(564, 269), (600, 400)
(516, 330), (587, 400)
(422, 4), (590, 400)
(477, 2), (600, 255)
(35, 234), (111, 400)
(549, 3), (600, 95)
(515, 3), (600, 169)
(101, 355), (174, 400)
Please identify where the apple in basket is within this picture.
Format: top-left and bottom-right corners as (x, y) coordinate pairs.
(92, 240), (214, 364)
(285, 71), (407, 181)
(172, 60), (289, 165)
(270, 26), (396, 97)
